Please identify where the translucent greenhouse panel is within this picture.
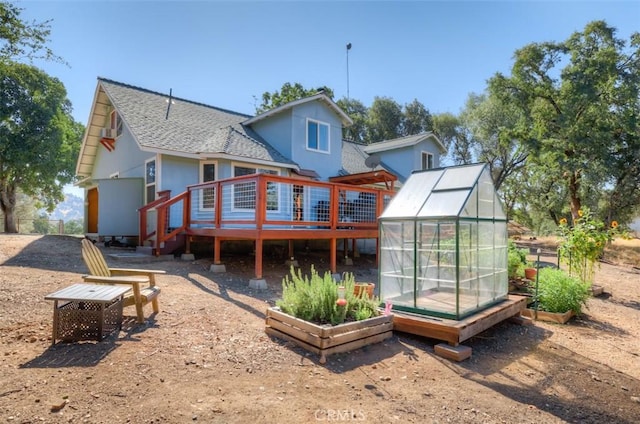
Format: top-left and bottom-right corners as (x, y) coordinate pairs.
(493, 191), (507, 219)
(434, 164), (484, 190)
(417, 222), (446, 294)
(417, 189), (468, 217)
(460, 185), (478, 218)
(458, 221), (479, 291)
(380, 171), (442, 218)
(478, 170), (495, 218)
(380, 221), (416, 307)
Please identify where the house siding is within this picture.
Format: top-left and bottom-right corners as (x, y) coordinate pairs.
(92, 127), (153, 179)
(250, 111), (293, 160)
(378, 140), (442, 182)
(290, 102), (343, 180)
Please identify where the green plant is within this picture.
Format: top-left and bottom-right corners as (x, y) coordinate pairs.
(558, 207), (627, 284)
(508, 240), (528, 279)
(529, 268), (590, 315)
(276, 266), (379, 325)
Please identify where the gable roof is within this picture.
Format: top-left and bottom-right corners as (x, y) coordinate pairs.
(76, 78), (296, 178)
(363, 132), (447, 155)
(243, 93), (353, 127)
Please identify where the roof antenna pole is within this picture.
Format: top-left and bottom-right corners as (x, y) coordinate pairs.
(165, 88), (173, 120)
(346, 43), (352, 100)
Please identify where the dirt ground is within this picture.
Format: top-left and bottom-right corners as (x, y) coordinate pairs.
(0, 234), (639, 424)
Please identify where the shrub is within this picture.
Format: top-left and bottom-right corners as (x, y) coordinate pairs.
(508, 240), (528, 279)
(276, 266), (380, 325)
(529, 268), (590, 315)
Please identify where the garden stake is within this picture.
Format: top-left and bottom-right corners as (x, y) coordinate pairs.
(534, 248), (541, 320)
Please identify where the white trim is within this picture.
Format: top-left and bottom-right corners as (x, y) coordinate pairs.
(364, 132), (447, 154)
(305, 118), (331, 154)
(243, 93), (353, 126)
(421, 151), (434, 170)
(144, 156), (157, 203)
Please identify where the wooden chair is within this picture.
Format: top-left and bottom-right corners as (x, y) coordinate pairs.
(81, 238), (164, 323)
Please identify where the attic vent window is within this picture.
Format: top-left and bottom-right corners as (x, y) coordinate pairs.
(307, 119), (329, 153)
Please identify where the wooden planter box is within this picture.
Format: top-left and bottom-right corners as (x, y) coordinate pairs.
(265, 307), (393, 364)
(521, 308), (575, 324)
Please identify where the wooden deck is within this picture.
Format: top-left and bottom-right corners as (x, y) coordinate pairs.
(139, 173), (396, 278)
(392, 295), (529, 347)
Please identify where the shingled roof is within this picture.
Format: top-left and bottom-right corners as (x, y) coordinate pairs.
(76, 78), (296, 177)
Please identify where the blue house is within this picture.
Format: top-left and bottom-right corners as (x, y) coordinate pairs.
(75, 78), (445, 279)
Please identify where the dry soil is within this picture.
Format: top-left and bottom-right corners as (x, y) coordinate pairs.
(0, 234), (639, 423)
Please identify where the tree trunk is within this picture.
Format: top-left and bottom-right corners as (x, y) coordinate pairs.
(568, 170), (582, 223)
(0, 185), (18, 233)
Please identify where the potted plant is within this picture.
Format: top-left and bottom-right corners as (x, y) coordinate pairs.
(265, 266), (393, 363)
(523, 268), (590, 324)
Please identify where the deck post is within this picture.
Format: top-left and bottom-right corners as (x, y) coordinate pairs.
(249, 238), (267, 290)
(210, 237), (226, 272)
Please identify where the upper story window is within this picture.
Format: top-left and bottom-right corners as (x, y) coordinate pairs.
(421, 152), (434, 170)
(110, 110), (124, 138)
(232, 164), (280, 211)
(307, 119), (330, 153)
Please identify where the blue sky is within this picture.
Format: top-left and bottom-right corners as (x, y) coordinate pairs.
(17, 0), (640, 195)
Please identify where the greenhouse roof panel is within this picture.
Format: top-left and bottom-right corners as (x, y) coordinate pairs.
(433, 164), (485, 191)
(380, 170), (442, 218)
(417, 189), (469, 217)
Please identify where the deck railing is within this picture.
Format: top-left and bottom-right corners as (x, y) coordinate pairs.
(140, 173), (395, 252)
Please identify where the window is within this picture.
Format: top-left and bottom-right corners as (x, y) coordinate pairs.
(110, 110), (124, 138)
(145, 159), (156, 203)
(421, 152), (434, 170)
(307, 119), (329, 153)
(232, 165), (279, 211)
(200, 162), (216, 209)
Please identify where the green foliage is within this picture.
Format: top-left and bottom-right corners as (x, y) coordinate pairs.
(255, 82), (334, 114)
(0, 1), (63, 62)
(276, 266), (379, 325)
(530, 268), (590, 315)
(0, 60), (83, 233)
(488, 20), (640, 224)
(64, 219), (84, 235)
(508, 240), (528, 279)
(558, 207), (627, 284)
(32, 213), (51, 234)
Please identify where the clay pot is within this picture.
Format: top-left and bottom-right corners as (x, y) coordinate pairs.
(353, 283), (375, 298)
(524, 268), (537, 280)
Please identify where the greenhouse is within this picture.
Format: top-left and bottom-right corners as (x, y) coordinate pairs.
(379, 163), (508, 320)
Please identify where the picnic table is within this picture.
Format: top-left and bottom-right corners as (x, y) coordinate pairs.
(45, 283), (130, 344)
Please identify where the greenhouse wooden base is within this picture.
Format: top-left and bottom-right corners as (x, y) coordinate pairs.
(265, 307), (393, 364)
(392, 295), (528, 361)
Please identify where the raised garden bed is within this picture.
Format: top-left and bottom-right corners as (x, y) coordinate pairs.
(265, 307), (393, 364)
(521, 308), (575, 324)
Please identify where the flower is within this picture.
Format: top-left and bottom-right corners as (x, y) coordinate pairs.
(611, 221), (619, 228)
(559, 218), (568, 225)
(578, 210), (584, 217)
(336, 298), (347, 307)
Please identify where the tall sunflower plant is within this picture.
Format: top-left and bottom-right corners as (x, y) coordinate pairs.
(557, 208), (627, 285)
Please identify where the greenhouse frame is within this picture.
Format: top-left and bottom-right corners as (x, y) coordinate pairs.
(379, 163), (508, 320)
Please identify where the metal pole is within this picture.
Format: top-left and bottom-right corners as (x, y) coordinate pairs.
(346, 43), (351, 100)
(534, 248), (541, 320)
